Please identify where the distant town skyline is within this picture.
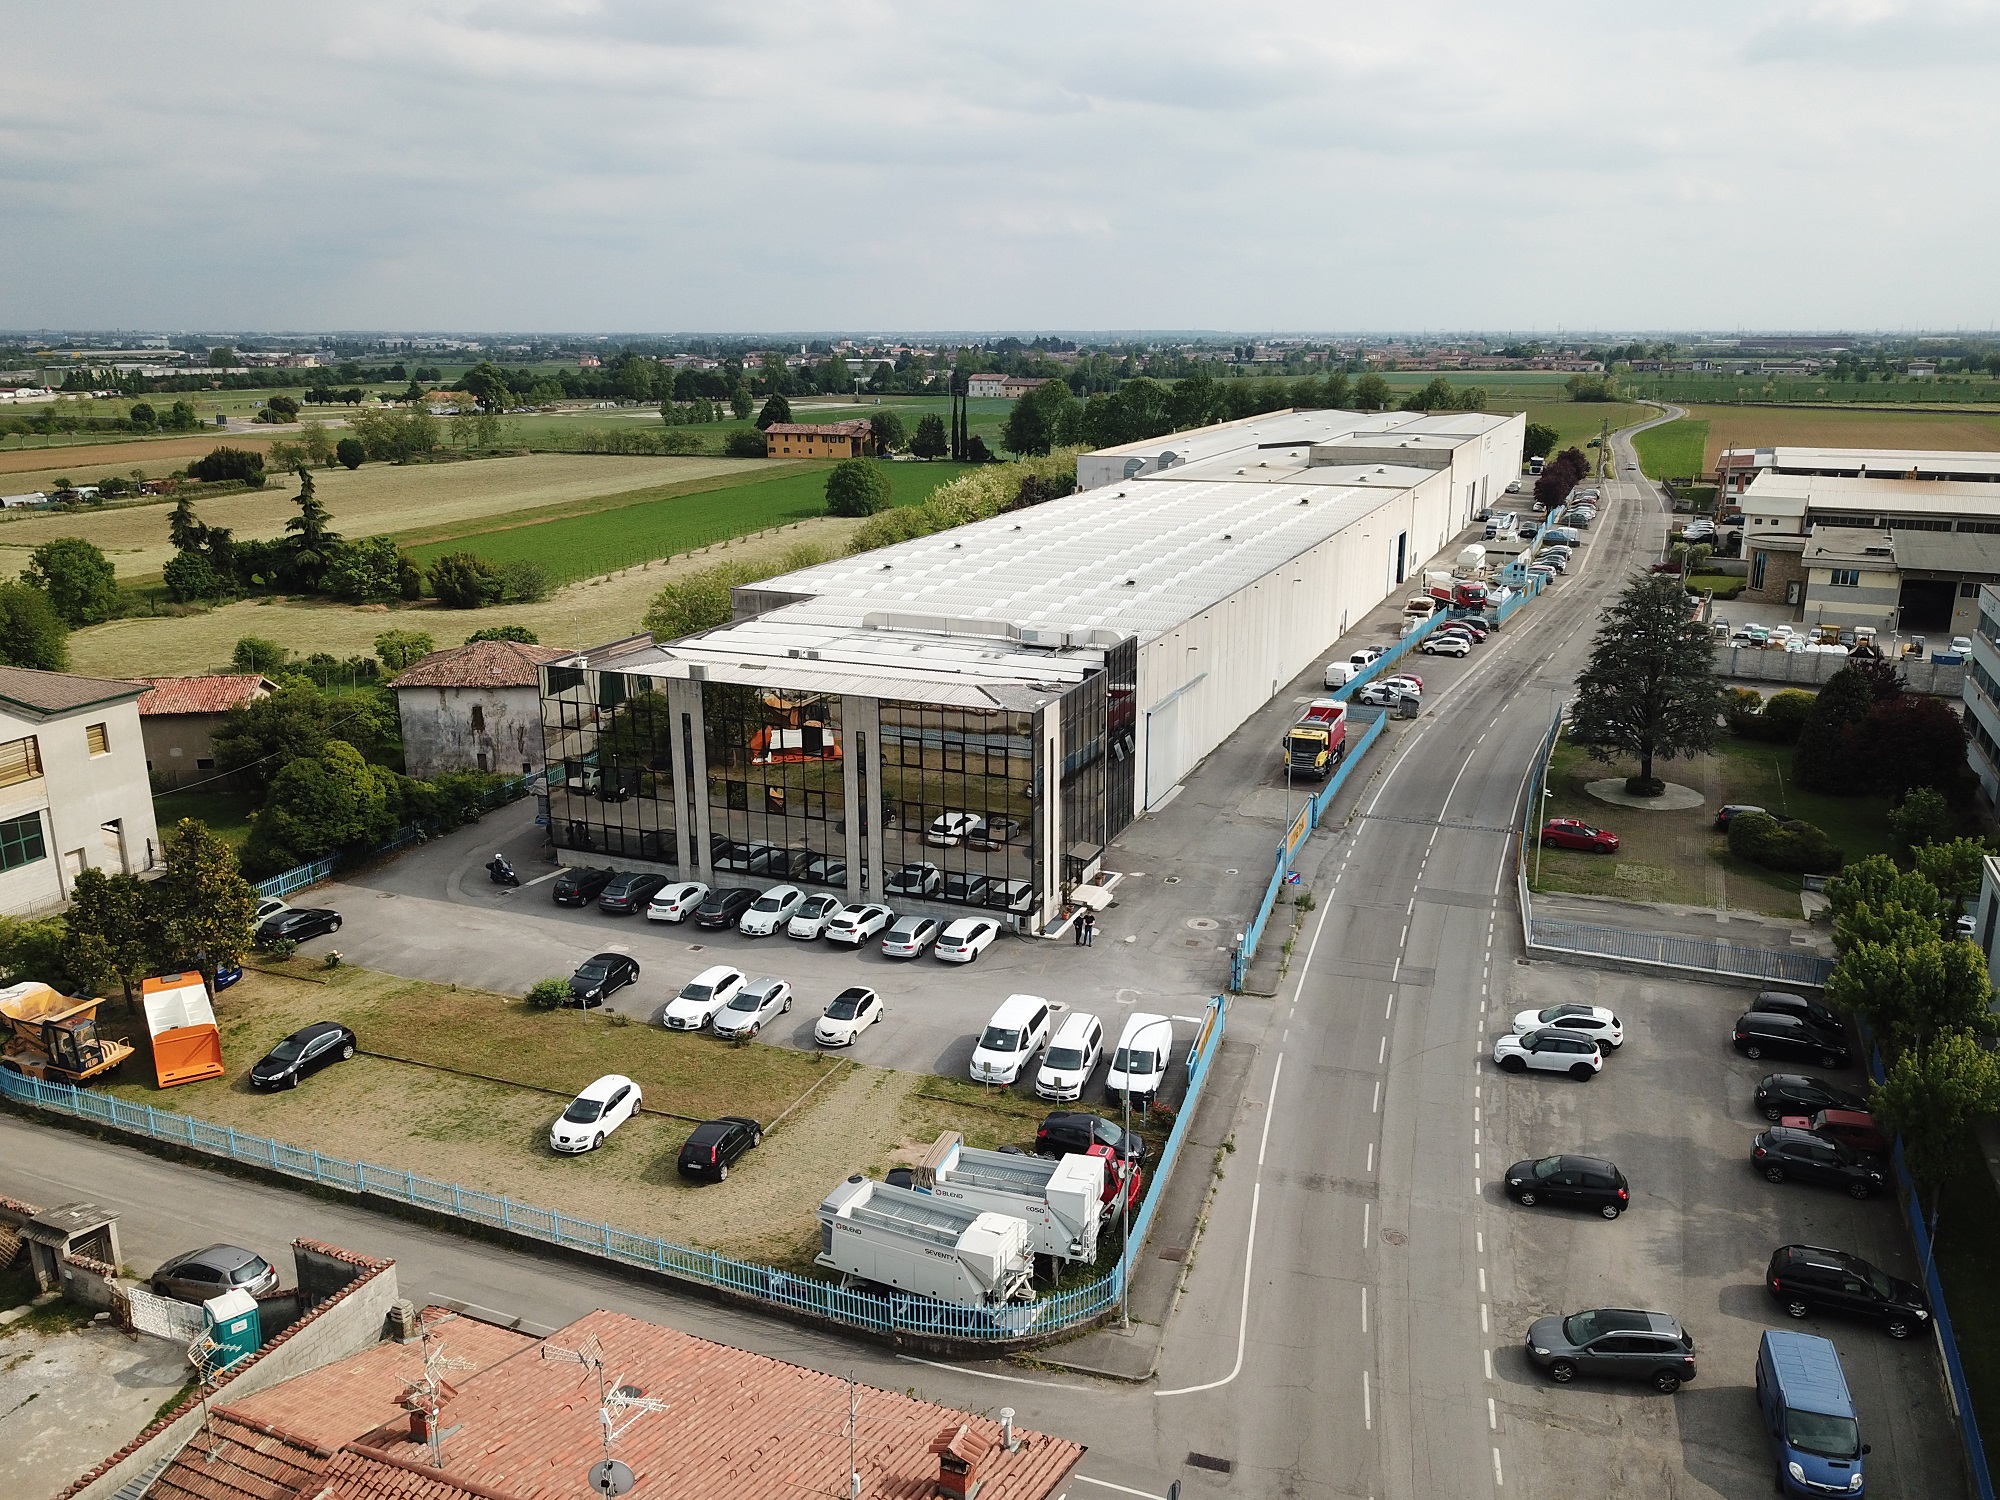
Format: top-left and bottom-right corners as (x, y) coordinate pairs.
(6, 2), (1998, 332)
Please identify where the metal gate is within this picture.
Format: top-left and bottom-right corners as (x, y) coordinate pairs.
(127, 1285), (205, 1343)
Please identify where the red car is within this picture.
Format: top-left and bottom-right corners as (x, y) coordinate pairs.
(1541, 818), (1620, 853)
(1778, 1108), (1888, 1158)
(1088, 1143), (1144, 1214)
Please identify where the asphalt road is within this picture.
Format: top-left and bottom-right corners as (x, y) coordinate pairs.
(2, 417), (1969, 1500)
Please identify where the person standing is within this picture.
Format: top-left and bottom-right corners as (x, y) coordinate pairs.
(1083, 911), (1097, 946)
(1073, 911), (1085, 946)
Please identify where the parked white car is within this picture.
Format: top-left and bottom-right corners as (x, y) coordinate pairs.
(925, 812), (983, 847)
(738, 884), (805, 936)
(881, 914), (942, 959)
(661, 965), (746, 1031)
(934, 916), (1001, 964)
(712, 977), (792, 1039)
(1420, 634), (1471, 657)
(825, 903), (895, 946)
(549, 1074), (641, 1154)
(969, 994), (1053, 1085)
(254, 897), (292, 925)
(815, 986), (885, 1047)
(1107, 1013), (1174, 1103)
(1035, 1011), (1104, 1101)
(785, 892), (846, 940)
(1492, 1027), (1603, 1080)
(645, 881), (708, 923)
(1511, 1003), (1624, 1051)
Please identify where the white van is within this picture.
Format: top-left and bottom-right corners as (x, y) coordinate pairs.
(969, 994), (1054, 1085)
(1035, 1011), (1104, 1101)
(1107, 1013), (1173, 1103)
(1322, 660), (1356, 689)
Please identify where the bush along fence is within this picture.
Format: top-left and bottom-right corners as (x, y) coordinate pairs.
(253, 772), (539, 899)
(0, 994), (1227, 1350)
(1515, 707), (1836, 987)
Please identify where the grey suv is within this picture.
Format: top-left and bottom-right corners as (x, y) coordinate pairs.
(1526, 1308), (1697, 1392)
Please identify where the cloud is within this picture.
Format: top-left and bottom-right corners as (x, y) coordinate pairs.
(0, 0), (1995, 331)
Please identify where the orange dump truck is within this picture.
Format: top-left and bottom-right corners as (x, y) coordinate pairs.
(142, 973), (224, 1088)
(0, 982), (135, 1085)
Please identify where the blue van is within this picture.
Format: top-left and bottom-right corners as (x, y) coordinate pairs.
(1756, 1329), (1869, 1495)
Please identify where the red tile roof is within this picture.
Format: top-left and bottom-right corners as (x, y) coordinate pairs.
(763, 420), (873, 438)
(149, 1414), (333, 1500)
(137, 674), (275, 717)
(389, 641), (567, 691)
(321, 1309), (1084, 1500)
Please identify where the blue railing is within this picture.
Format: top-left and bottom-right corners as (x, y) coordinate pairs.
(0, 994), (1227, 1345)
(252, 772), (539, 899)
(1331, 612), (1442, 702)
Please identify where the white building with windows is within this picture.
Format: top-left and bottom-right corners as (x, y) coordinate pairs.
(0, 666), (161, 916)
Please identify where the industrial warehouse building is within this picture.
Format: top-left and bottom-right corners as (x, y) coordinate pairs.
(538, 408), (1524, 930)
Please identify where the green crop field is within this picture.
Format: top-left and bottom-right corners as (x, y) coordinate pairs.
(403, 461), (974, 582)
(1509, 399), (1657, 457)
(1633, 418), (1710, 479)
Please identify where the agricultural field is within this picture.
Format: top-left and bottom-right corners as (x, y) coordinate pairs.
(1509, 399), (1657, 457)
(91, 964), (1132, 1271)
(1632, 417), (1710, 480)
(67, 516), (864, 677)
(0, 453), (777, 582)
(401, 459), (972, 583)
(0, 431), (285, 485)
(498, 394), (1016, 454)
(1679, 404), (2000, 469)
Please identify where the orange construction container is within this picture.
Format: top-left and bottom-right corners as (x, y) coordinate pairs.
(141, 973), (224, 1088)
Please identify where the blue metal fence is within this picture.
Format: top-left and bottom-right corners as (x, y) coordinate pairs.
(0, 993), (1228, 1345)
(252, 772), (540, 899)
(1331, 612), (1442, 703)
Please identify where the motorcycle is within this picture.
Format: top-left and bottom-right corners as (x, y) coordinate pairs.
(486, 855), (519, 887)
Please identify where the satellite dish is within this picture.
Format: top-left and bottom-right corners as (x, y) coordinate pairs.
(589, 1460), (636, 1497)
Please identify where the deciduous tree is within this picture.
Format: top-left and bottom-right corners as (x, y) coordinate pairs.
(825, 458), (892, 517)
(0, 581), (70, 670)
(373, 629), (435, 673)
(426, 552), (503, 609)
(1826, 934), (1992, 1057)
(868, 410), (907, 453)
(1870, 1029), (2000, 1220)
(62, 867), (159, 1006)
(150, 818), (258, 986)
(755, 393), (792, 430)
(241, 740), (401, 877)
(21, 536), (120, 625)
(1568, 571), (1725, 795)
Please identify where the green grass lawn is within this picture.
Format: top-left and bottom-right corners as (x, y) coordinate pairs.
(1633, 418), (1710, 480)
(403, 461), (973, 582)
(1534, 734), (1891, 916)
(1685, 572), (1744, 599)
(153, 787), (257, 848)
(1509, 400), (1658, 461)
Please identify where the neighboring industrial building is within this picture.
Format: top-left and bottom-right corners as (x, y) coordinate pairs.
(0, 665), (160, 916)
(537, 408), (1523, 931)
(391, 639), (567, 779)
(1717, 444), (2000, 501)
(1737, 462), (2000, 636)
(136, 673), (275, 788)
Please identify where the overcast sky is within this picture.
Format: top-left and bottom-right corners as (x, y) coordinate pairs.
(5, 0), (1998, 335)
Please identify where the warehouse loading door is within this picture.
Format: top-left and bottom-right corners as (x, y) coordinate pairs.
(1898, 578), (1955, 633)
(1145, 699), (1184, 809)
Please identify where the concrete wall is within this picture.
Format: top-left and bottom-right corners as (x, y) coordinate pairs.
(0, 697), (159, 918)
(57, 1242), (399, 1500)
(1714, 647), (1964, 695)
(398, 683), (543, 780)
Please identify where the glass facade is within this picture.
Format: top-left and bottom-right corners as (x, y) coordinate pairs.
(544, 669), (681, 864)
(701, 681), (847, 885)
(877, 699), (1039, 914)
(1059, 676), (1107, 888)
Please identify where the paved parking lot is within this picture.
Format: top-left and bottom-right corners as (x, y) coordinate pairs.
(1488, 959), (1966, 1497)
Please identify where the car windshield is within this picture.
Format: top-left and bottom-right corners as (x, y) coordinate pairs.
(577, 961), (608, 980)
(230, 1257), (272, 1284)
(980, 1026), (1022, 1052)
(1785, 1410), (1862, 1460)
(1858, 1264), (1895, 1299)
(678, 983), (713, 1003)
(1112, 1047), (1155, 1075)
(1561, 1311), (1605, 1344)
(725, 990), (765, 1011)
(1532, 1156), (1564, 1180)
(563, 1098), (606, 1123)
(267, 1037), (308, 1063)
(1045, 1047), (1085, 1069)
(827, 994), (867, 1020)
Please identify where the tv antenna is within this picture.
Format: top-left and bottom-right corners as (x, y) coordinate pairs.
(184, 1329), (225, 1460)
(540, 1336), (667, 1497)
(402, 1312), (476, 1469)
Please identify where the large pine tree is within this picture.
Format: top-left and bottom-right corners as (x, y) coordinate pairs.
(1568, 571), (1726, 796)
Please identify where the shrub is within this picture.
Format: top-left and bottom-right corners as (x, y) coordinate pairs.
(336, 437), (365, 469)
(1728, 810), (1844, 874)
(723, 427), (767, 458)
(499, 557), (554, 603)
(231, 635), (290, 674)
(428, 552), (503, 609)
(1728, 686), (1814, 744)
(163, 550), (230, 603)
(260, 936), (298, 960)
(1888, 786), (1956, 855)
(0, 583), (68, 670)
(188, 446), (266, 486)
(825, 458), (892, 517)
(526, 977), (572, 1010)
(467, 625), (539, 644)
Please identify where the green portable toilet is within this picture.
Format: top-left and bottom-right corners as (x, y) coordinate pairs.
(203, 1288), (261, 1370)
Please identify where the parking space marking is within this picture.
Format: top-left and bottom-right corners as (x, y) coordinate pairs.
(1363, 1369), (1372, 1429)
(1366, 1142), (1374, 1172)
(1363, 1202), (1371, 1249)
(1493, 1448), (1504, 1487)
(1362, 1285), (1368, 1333)
(1378, 1036), (1387, 1064)
(1372, 1079), (1381, 1113)
(1488, 1397), (1497, 1431)
(1483, 1348), (1494, 1380)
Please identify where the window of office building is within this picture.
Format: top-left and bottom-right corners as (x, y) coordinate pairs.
(1829, 568), (1860, 588)
(1058, 674), (1108, 892)
(702, 682), (846, 888)
(542, 672), (680, 865)
(0, 735), (42, 789)
(0, 811), (46, 872)
(877, 697), (1038, 911)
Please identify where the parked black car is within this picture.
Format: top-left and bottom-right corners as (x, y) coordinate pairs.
(553, 867), (616, 907)
(1754, 1073), (1868, 1122)
(1503, 1155), (1631, 1219)
(1036, 1110), (1146, 1165)
(1752, 990), (1847, 1035)
(598, 871), (670, 915)
(694, 887), (761, 929)
(677, 1116), (762, 1182)
(255, 908), (342, 946)
(1751, 1127), (1886, 1199)
(568, 952), (641, 1007)
(1732, 1011), (1852, 1070)
(249, 1022), (357, 1090)
(1767, 1244), (1929, 1339)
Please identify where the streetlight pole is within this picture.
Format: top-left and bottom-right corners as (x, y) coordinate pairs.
(1119, 1016), (1174, 1332)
